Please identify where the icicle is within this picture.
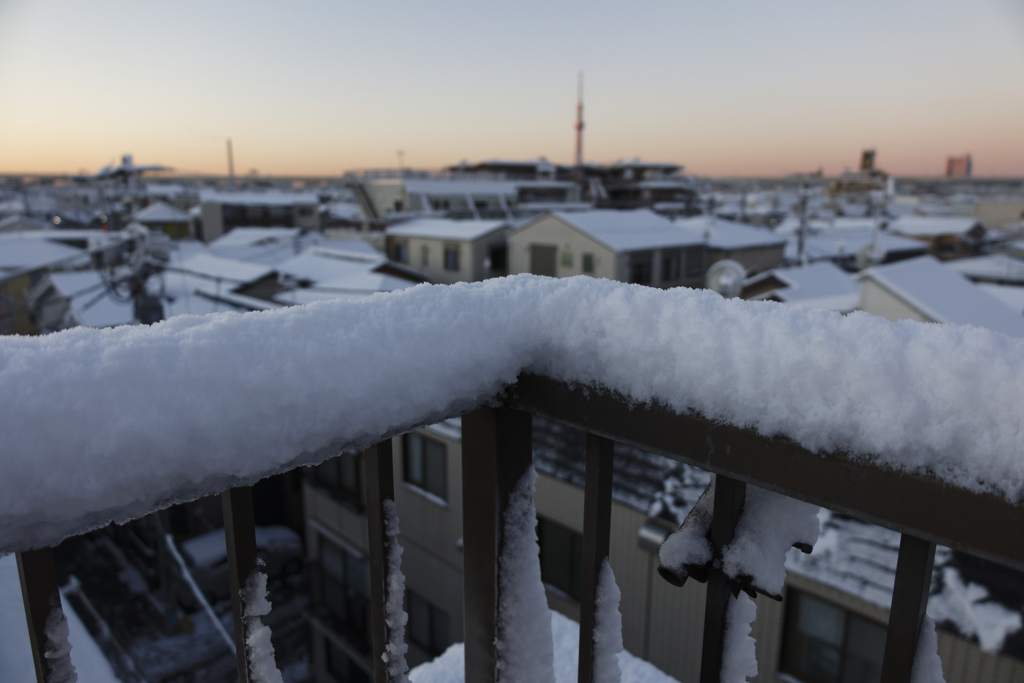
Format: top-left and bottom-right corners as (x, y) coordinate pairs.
(43, 600), (77, 683)
(592, 558), (623, 683)
(382, 498), (410, 682)
(240, 570), (284, 683)
(495, 466), (556, 683)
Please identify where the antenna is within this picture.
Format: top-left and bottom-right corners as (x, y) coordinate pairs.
(574, 72), (584, 182)
(226, 139), (235, 186)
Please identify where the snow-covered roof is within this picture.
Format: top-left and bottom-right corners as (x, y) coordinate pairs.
(385, 218), (507, 242)
(403, 178), (520, 197)
(784, 228), (927, 263)
(888, 216), (983, 238)
(199, 190), (319, 206)
(324, 202), (365, 222)
(748, 262), (859, 312)
(540, 209), (704, 252)
(774, 216), (879, 235)
(49, 271), (135, 328)
(0, 234), (88, 274)
(946, 254), (1024, 285)
(0, 214), (52, 232)
(4, 276), (1024, 554)
(857, 256), (1024, 337)
(978, 284), (1024, 315)
(176, 252), (275, 284)
(675, 216), (785, 250)
(134, 201), (190, 223)
(275, 246), (386, 284)
(206, 228), (327, 267)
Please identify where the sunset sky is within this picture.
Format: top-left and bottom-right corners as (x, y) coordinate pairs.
(1, 0), (1022, 177)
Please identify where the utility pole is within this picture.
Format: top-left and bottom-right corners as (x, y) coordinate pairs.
(797, 180), (808, 265)
(574, 72), (585, 188)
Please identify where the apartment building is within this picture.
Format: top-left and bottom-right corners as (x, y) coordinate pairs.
(384, 218), (509, 284)
(199, 190), (320, 243)
(302, 418), (1024, 683)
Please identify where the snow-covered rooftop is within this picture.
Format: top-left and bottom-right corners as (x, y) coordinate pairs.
(748, 262), (859, 312)
(134, 201), (190, 223)
(385, 218), (507, 242)
(403, 178), (520, 196)
(784, 228), (927, 263)
(275, 246), (386, 284)
(675, 216), (786, 250)
(946, 254), (1024, 285)
(199, 190), (319, 206)
(857, 256), (1024, 337)
(544, 210), (704, 252)
(3, 276), (1024, 553)
(49, 271), (136, 328)
(888, 216), (983, 238)
(0, 234), (90, 275)
(978, 284), (1024, 315)
(176, 252), (275, 285)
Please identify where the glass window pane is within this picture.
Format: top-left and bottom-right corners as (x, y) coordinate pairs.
(405, 434), (424, 487)
(842, 616), (886, 683)
(325, 578), (347, 622)
(799, 594), (846, 646)
(539, 519), (576, 598)
(322, 541), (345, 582)
(431, 606), (451, 655)
(347, 555), (367, 597)
(316, 460), (339, 489)
(425, 439), (446, 500)
(340, 452), (358, 494)
(408, 592), (431, 651)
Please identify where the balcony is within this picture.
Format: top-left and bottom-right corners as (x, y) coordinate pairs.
(2, 275), (1022, 682)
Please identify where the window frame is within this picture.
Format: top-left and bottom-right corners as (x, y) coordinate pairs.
(405, 589), (451, 657)
(319, 536), (370, 652)
(536, 517), (583, 602)
(402, 432), (448, 502)
(443, 244), (460, 271)
(312, 451), (363, 510)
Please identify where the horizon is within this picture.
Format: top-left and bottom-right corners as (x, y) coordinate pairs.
(1, 0), (1023, 178)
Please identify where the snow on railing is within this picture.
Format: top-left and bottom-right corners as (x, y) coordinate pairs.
(2, 275), (1024, 554)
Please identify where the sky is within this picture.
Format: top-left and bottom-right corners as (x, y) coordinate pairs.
(0, 0), (1022, 178)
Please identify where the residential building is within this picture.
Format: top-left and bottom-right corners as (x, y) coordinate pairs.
(507, 209), (705, 288)
(741, 261), (860, 313)
(973, 200), (1024, 229)
(134, 201), (192, 239)
(783, 228), (928, 271)
(675, 215), (786, 276)
(887, 216), (986, 259)
(199, 190), (320, 243)
(384, 219), (508, 284)
(856, 255), (1024, 336)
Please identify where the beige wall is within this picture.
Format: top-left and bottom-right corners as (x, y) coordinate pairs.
(858, 278), (934, 323)
(365, 180), (408, 216)
(508, 215), (617, 280)
(386, 230), (506, 284)
(974, 200), (1024, 229)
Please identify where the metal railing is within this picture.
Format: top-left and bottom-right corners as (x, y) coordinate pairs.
(15, 372), (1024, 682)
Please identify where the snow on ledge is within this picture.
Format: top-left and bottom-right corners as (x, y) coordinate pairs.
(2, 274), (1024, 553)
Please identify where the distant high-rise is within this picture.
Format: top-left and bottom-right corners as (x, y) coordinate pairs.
(946, 154), (972, 178)
(860, 149), (876, 172)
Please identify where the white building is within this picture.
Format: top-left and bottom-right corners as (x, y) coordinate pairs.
(385, 219), (509, 284)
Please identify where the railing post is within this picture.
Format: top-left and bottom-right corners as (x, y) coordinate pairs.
(880, 534), (936, 683)
(462, 406), (533, 683)
(365, 440), (397, 683)
(578, 433), (615, 683)
(223, 485), (259, 683)
(16, 547), (67, 683)
(699, 475), (746, 683)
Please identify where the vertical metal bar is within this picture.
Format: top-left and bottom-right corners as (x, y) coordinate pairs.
(223, 486), (258, 683)
(365, 440), (396, 683)
(699, 475), (746, 683)
(462, 406), (533, 683)
(578, 433), (615, 683)
(880, 534), (936, 683)
(16, 547), (64, 683)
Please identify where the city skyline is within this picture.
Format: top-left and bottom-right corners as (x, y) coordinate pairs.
(1, 0), (1023, 177)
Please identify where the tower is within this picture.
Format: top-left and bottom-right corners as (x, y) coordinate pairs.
(574, 72), (584, 182)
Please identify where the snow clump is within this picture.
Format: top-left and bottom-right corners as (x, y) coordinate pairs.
(720, 593), (758, 683)
(592, 558), (624, 683)
(910, 617), (946, 683)
(241, 570), (284, 683)
(382, 498), (410, 682)
(43, 603), (77, 683)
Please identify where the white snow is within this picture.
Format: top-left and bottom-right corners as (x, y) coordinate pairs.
(888, 216), (981, 238)
(386, 219), (507, 242)
(927, 567), (1022, 653)
(3, 275), (1024, 553)
(408, 610), (680, 683)
(176, 252), (274, 285)
(746, 262), (859, 312)
(164, 534), (236, 654)
(495, 467), (555, 683)
(910, 617), (946, 683)
(538, 210), (704, 252)
(722, 486), (820, 598)
(675, 216), (785, 250)
(592, 559), (623, 683)
(720, 593), (758, 683)
(382, 499), (410, 682)
(240, 570), (284, 683)
(44, 602), (78, 683)
(134, 202), (190, 224)
(658, 481), (714, 580)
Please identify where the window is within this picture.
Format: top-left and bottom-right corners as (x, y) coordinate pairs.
(421, 245), (429, 267)
(314, 452), (361, 508)
(561, 250), (573, 268)
(488, 245), (507, 273)
(537, 517), (583, 601)
(406, 590), (451, 657)
(780, 590), (886, 683)
(403, 433), (446, 501)
(662, 249), (683, 282)
(393, 241), (409, 264)
(582, 253), (595, 274)
(629, 252), (653, 285)
(326, 639), (369, 683)
(685, 247), (703, 278)
(444, 245), (460, 271)
(320, 537), (369, 650)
